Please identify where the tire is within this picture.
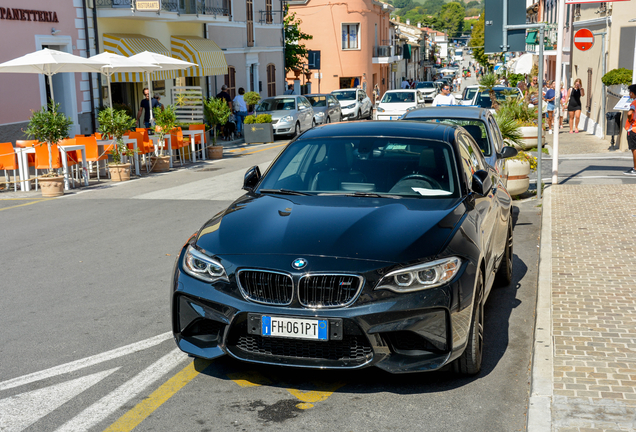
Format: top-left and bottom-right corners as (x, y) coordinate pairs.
(455, 272), (484, 375)
(293, 122), (301, 137)
(495, 220), (514, 287)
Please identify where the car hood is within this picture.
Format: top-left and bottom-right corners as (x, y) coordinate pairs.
(195, 194), (467, 264)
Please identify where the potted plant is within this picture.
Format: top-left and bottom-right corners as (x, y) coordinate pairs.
(24, 101), (73, 197)
(497, 97), (541, 150)
(243, 91), (261, 112)
(244, 114), (274, 144)
(203, 97), (231, 159)
(152, 105), (177, 172)
(602, 68), (632, 97)
(97, 108), (136, 181)
(507, 150), (537, 196)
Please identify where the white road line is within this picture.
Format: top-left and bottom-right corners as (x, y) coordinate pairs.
(0, 332), (172, 392)
(0, 368), (118, 432)
(55, 348), (189, 432)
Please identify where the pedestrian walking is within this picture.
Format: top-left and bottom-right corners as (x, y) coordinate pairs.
(431, 84), (456, 106)
(401, 77), (409, 89)
(232, 87), (248, 138)
(567, 78), (585, 133)
(623, 84), (636, 176)
(543, 81), (559, 134)
(283, 83), (295, 95)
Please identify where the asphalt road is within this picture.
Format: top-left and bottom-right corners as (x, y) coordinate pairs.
(0, 136), (541, 432)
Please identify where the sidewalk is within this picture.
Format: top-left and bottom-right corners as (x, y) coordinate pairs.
(529, 182), (636, 431)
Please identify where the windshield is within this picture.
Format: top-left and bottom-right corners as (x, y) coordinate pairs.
(381, 92), (415, 103)
(463, 87), (478, 101)
(256, 98), (296, 111)
(306, 96), (327, 107)
(332, 90), (356, 101)
(475, 89), (519, 109)
(403, 119), (491, 156)
(416, 82), (435, 89)
(257, 137), (459, 197)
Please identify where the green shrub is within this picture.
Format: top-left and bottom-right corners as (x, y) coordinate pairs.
(507, 73), (525, 88)
(601, 68), (633, 86)
(255, 114), (272, 123)
(243, 91), (261, 106)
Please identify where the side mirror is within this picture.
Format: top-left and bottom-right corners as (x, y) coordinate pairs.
(471, 170), (492, 196)
(498, 146), (518, 159)
(243, 165), (261, 191)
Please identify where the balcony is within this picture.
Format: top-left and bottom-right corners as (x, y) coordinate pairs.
(96, 0), (231, 22)
(372, 45), (402, 64)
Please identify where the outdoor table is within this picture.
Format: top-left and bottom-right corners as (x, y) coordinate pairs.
(58, 143), (88, 190)
(14, 146), (35, 191)
(182, 129), (206, 162)
(96, 138), (140, 176)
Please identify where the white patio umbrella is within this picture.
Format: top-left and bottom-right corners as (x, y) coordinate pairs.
(0, 48), (107, 104)
(511, 53), (534, 75)
(90, 52), (160, 110)
(439, 67), (458, 74)
(128, 51), (196, 123)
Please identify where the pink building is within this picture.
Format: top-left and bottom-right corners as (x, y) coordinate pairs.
(0, 0), (91, 141)
(286, 0), (396, 98)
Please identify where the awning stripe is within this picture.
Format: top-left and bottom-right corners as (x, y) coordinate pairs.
(171, 36), (228, 77)
(103, 33), (177, 82)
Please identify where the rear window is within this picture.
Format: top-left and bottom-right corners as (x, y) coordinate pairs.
(404, 118), (492, 156)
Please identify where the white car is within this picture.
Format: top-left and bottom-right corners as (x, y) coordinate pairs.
(375, 89), (426, 121)
(459, 85), (480, 105)
(331, 89), (373, 121)
(415, 81), (437, 102)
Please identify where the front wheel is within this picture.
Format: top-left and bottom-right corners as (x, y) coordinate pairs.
(455, 272), (484, 375)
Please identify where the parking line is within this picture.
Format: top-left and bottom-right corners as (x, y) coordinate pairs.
(242, 143), (287, 155)
(0, 198), (54, 211)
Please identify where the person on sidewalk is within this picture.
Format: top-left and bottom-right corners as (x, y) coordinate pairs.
(567, 78), (585, 133)
(283, 84), (295, 95)
(431, 84), (456, 106)
(623, 84), (636, 176)
(136, 88), (161, 129)
(544, 81), (559, 134)
(232, 87), (248, 138)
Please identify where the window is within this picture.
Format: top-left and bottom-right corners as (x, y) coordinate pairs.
(342, 24), (360, 50)
(266, 0), (273, 24)
(246, 0), (254, 47)
(267, 64), (276, 97)
(225, 66), (236, 99)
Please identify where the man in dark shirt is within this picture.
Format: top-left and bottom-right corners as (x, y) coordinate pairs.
(216, 85), (233, 111)
(136, 88), (160, 129)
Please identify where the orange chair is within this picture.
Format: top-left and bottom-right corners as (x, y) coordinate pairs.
(77, 136), (109, 180)
(189, 124), (207, 159)
(16, 140), (37, 168)
(58, 138), (81, 185)
(33, 142), (64, 190)
(128, 131), (153, 172)
(0, 142), (19, 191)
(169, 127), (186, 166)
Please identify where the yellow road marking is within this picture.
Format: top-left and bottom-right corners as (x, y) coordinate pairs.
(242, 143), (287, 155)
(227, 370), (273, 388)
(103, 359), (211, 432)
(0, 198), (54, 211)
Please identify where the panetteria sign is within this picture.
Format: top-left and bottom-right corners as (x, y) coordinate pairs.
(136, 1), (160, 11)
(0, 7), (59, 22)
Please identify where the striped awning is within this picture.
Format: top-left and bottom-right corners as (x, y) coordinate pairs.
(103, 33), (177, 82)
(171, 36), (228, 77)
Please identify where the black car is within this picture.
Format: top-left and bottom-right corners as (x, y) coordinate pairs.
(171, 121), (514, 375)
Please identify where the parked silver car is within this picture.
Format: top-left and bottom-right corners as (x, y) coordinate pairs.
(331, 89), (373, 121)
(305, 93), (342, 124)
(255, 95), (316, 137)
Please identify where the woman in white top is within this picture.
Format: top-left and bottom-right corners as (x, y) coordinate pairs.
(431, 84), (457, 106)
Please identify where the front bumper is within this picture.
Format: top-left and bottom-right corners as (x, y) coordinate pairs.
(340, 106), (357, 120)
(273, 121), (293, 135)
(375, 112), (405, 121)
(171, 250), (478, 374)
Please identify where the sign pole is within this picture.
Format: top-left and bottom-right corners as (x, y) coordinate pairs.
(552, 0), (566, 186)
(537, 26), (544, 200)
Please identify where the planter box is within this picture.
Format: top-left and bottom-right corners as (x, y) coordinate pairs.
(507, 159), (530, 196)
(244, 123), (274, 144)
(516, 126), (545, 150)
(608, 84), (629, 98)
(207, 145), (223, 159)
(40, 176), (64, 197)
(109, 163), (131, 182)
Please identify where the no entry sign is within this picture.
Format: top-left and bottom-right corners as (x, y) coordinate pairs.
(574, 28), (594, 51)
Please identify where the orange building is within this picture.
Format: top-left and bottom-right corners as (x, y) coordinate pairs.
(286, 0), (396, 99)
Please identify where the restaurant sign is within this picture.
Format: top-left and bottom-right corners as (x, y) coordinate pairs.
(0, 7), (59, 22)
(136, 1), (160, 12)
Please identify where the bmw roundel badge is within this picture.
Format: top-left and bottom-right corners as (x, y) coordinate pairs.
(292, 258), (307, 270)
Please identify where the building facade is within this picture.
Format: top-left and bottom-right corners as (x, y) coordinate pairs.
(286, 0), (395, 99)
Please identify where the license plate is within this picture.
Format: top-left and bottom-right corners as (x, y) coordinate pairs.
(262, 316), (328, 341)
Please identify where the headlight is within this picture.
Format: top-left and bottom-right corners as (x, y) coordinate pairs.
(376, 106), (385, 112)
(343, 103), (356, 109)
(183, 245), (229, 283)
(279, 115), (294, 123)
(375, 257), (461, 293)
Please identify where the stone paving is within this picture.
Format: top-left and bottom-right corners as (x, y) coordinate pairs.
(549, 184), (636, 431)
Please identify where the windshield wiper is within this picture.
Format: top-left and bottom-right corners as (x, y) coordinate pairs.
(259, 189), (311, 196)
(343, 192), (400, 198)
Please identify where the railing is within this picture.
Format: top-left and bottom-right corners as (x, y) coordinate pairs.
(373, 45), (402, 58)
(96, 0), (230, 16)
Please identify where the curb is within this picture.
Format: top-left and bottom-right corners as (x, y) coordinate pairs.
(527, 186), (553, 431)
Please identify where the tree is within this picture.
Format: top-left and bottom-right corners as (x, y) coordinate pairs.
(438, 2), (465, 38)
(421, 0), (446, 15)
(394, 0), (414, 8)
(284, 7), (313, 72)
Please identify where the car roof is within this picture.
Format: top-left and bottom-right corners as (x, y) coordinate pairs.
(385, 89), (417, 93)
(299, 120), (460, 142)
(401, 106), (492, 121)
